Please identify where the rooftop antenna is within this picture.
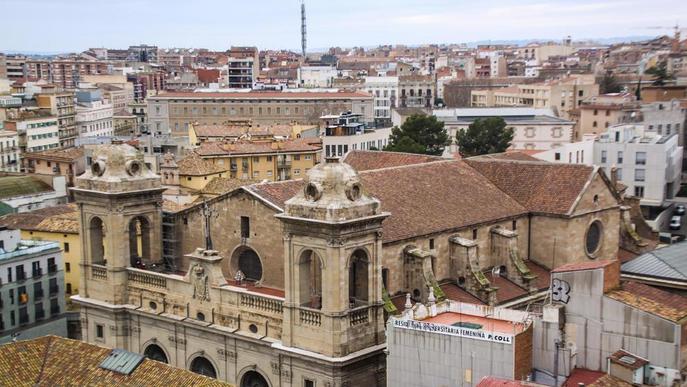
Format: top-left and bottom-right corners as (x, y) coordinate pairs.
(301, 0), (307, 59)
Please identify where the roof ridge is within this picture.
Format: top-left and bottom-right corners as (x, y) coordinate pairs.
(357, 158), (458, 174)
(34, 335), (54, 385)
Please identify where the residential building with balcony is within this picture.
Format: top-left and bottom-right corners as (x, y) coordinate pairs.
(577, 93), (640, 140)
(3, 111), (60, 153)
(399, 75), (435, 108)
(75, 89), (114, 138)
(147, 91), (374, 137)
(0, 227), (66, 344)
(316, 112), (392, 158)
(0, 131), (20, 173)
(226, 47), (259, 89)
(363, 76), (398, 127)
(0, 175), (68, 215)
(641, 99), (687, 171)
(36, 92), (78, 148)
(20, 147), (85, 188)
(595, 124), (682, 208)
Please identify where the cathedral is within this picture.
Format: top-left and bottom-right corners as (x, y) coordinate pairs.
(73, 144), (643, 386)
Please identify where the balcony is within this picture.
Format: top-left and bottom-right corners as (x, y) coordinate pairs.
(32, 268), (43, 278)
(91, 265), (107, 280)
(16, 272), (26, 282)
(34, 288), (44, 300)
(49, 285), (59, 295)
(48, 264), (57, 274)
(277, 159), (291, 169)
(299, 307), (322, 326)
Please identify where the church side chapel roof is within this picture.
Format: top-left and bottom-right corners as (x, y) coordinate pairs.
(464, 158), (598, 215)
(0, 336), (229, 386)
(250, 160), (528, 243)
(605, 281), (687, 323)
(0, 176), (54, 200)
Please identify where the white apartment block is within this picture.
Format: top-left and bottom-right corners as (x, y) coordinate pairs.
(10, 117), (60, 153)
(434, 107), (575, 155)
(641, 99), (686, 140)
(323, 127), (391, 158)
(298, 65), (337, 88)
(76, 100), (114, 138)
(363, 76), (398, 122)
(595, 125), (682, 207)
(0, 131), (20, 172)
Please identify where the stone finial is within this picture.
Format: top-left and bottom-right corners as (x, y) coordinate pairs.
(404, 293), (412, 311)
(427, 286), (436, 305)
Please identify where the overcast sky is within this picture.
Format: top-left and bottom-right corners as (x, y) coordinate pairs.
(2, 0), (685, 53)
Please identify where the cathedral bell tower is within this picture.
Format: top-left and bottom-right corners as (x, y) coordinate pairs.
(73, 144), (164, 305)
(277, 159), (389, 358)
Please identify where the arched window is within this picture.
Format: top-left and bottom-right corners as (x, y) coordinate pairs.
(240, 370), (268, 387)
(89, 217), (105, 264)
(349, 250), (369, 307)
(190, 356), (217, 379)
(232, 247), (263, 282)
(143, 344), (168, 363)
(299, 250), (322, 309)
(129, 216), (151, 267)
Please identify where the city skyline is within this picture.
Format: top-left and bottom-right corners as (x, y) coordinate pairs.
(2, 0), (685, 53)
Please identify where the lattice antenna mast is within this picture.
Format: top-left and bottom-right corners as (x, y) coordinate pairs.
(301, 0), (307, 58)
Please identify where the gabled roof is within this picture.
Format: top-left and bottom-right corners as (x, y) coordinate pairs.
(605, 281), (687, 323)
(0, 204), (78, 233)
(342, 150), (445, 171)
(464, 158), (597, 215)
(0, 336), (229, 386)
(248, 160), (527, 243)
(621, 241), (687, 281)
(195, 138), (321, 157)
(177, 152), (228, 176)
(22, 147), (84, 162)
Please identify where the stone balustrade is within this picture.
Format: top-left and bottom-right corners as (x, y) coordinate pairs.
(240, 293), (284, 315)
(91, 265), (107, 280)
(349, 307), (369, 326)
(299, 308), (322, 326)
(128, 268), (168, 289)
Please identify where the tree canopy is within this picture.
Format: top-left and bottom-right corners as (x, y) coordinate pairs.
(599, 71), (623, 94)
(455, 117), (514, 158)
(645, 61), (672, 86)
(383, 114), (450, 156)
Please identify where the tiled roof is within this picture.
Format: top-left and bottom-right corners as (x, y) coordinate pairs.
(552, 259), (616, 273)
(465, 159), (596, 215)
(194, 124), (293, 139)
(485, 272), (528, 303)
(608, 349), (648, 370)
(605, 281), (687, 322)
(477, 376), (546, 387)
(248, 161), (528, 243)
(0, 335), (230, 386)
(472, 152), (543, 161)
(342, 150), (445, 171)
(195, 138), (321, 157)
(439, 283), (486, 305)
(0, 176), (54, 200)
(562, 368), (606, 387)
(155, 91), (372, 99)
(22, 147), (84, 162)
(528, 261), (552, 290)
(587, 375), (633, 387)
(177, 152), (228, 176)
(0, 204), (78, 233)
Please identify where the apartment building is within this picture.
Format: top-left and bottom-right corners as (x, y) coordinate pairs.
(363, 76), (398, 126)
(226, 46), (259, 89)
(577, 93), (639, 140)
(24, 59), (112, 89)
(147, 91), (374, 137)
(317, 112), (391, 158)
(194, 138), (321, 181)
(297, 65), (337, 88)
(399, 75), (435, 108)
(35, 92), (78, 148)
(595, 124), (682, 207)
(434, 107), (575, 154)
(75, 90), (114, 138)
(471, 75), (599, 120)
(126, 44), (158, 63)
(0, 54), (6, 79)
(4, 112), (60, 153)
(21, 147), (85, 187)
(0, 131), (20, 172)
(0, 227), (66, 343)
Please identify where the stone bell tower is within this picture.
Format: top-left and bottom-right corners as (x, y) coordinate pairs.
(72, 144), (164, 305)
(277, 159), (389, 361)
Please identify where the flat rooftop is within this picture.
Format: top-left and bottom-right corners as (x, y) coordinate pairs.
(423, 311), (527, 335)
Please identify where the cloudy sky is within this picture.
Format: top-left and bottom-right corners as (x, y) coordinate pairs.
(2, 0), (685, 52)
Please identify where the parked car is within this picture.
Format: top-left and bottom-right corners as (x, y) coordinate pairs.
(669, 216), (682, 230)
(675, 205), (686, 216)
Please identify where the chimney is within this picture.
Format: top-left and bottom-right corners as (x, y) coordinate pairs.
(610, 165), (618, 188)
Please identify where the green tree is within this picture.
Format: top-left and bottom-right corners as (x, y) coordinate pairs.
(599, 71), (622, 94)
(456, 117), (514, 157)
(645, 61), (672, 86)
(384, 114), (450, 156)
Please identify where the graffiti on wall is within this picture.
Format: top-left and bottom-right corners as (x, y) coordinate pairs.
(551, 278), (571, 304)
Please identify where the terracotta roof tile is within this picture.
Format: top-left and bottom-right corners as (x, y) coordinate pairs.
(195, 138), (321, 157)
(155, 91), (372, 99)
(0, 335), (230, 386)
(248, 161), (528, 243)
(22, 147), (84, 162)
(200, 177), (258, 195)
(562, 368), (606, 387)
(552, 259), (616, 273)
(607, 349), (648, 370)
(465, 159), (595, 215)
(605, 281), (687, 322)
(527, 261), (552, 290)
(587, 375), (633, 387)
(440, 283), (485, 304)
(485, 272), (528, 303)
(477, 376), (546, 387)
(177, 152), (228, 176)
(342, 150), (445, 171)
(0, 204), (78, 233)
